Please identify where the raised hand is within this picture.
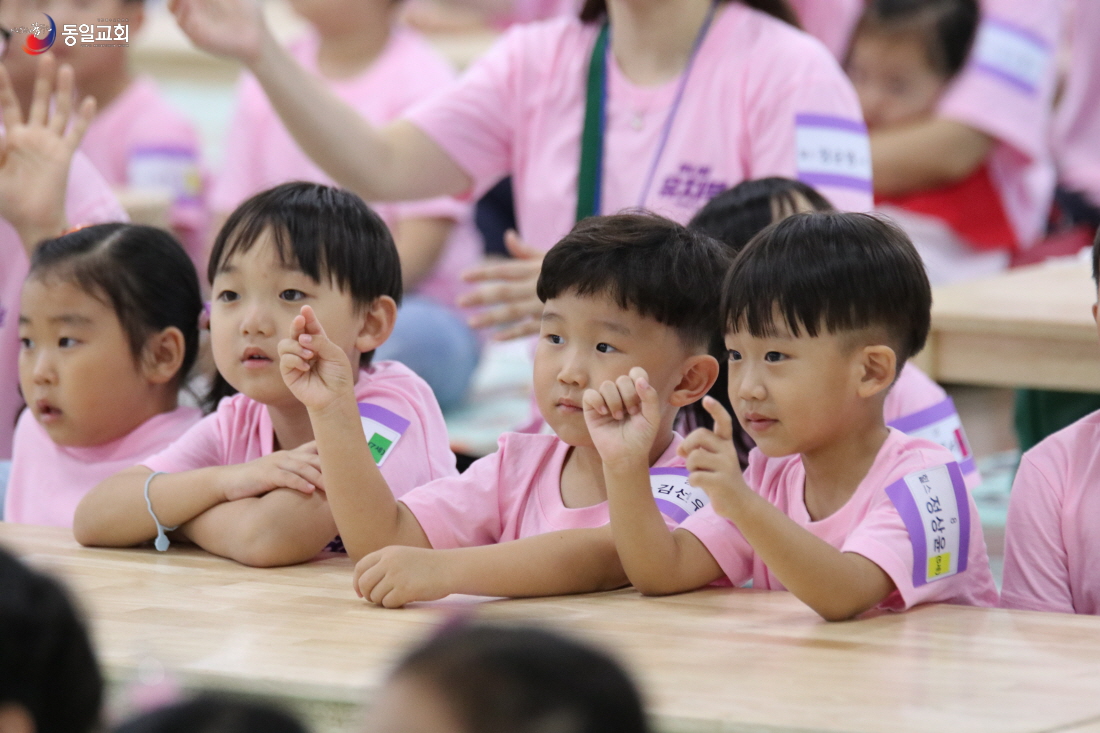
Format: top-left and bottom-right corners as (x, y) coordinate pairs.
(0, 55), (95, 254)
(353, 545), (453, 608)
(168, 0), (268, 64)
(679, 397), (749, 519)
(278, 305), (356, 412)
(583, 366), (662, 470)
(221, 441), (323, 500)
(458, 229), (545, 341)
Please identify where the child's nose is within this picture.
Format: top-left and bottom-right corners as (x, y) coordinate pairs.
(239, 302), (274, 337)
(32, 351), (57, 384)
(556, 350), (587, 387)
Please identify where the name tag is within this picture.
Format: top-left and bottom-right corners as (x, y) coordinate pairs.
(795, 114), (872, 193)
(128, 147), (202, 202)
(971, 17), (1052, 95)
(886, 463), (970, 587)
(887, 397), (976, 477)
(358, 403), (410, 467)
(650, 468), (709, 523)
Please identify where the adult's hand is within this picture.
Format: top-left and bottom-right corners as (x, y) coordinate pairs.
(458, 230), (544, 341)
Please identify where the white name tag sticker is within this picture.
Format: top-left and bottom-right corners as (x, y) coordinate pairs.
(886, 463), (971, 586)
(887, 397), (977, 478)
(971, 17), (1052, 95)
(650, 468), (709, 523)
(358, 403), (410, 467)
(795, 114), (872, 194)
(128, 147), (202, 202)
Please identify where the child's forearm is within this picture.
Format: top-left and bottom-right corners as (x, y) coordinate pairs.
(308, 399), (430, 560)
(604, 463), (718, 595)
(443, 528), (628, 598)
(720, 491), (895, 621)
(73, 466), (233, 547)
(181, 489), (338, 567)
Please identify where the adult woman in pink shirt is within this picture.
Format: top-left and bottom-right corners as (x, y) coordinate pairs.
(169, 0), (870, 340)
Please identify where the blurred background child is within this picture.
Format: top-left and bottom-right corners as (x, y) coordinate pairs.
(4, 224), (202, 528)
(0, 545), (103, 733)
(365, 623), (649, 733)
(687, 177), (979, 486)
(114, 696), (309, 733)
(211, 0), (484, 409)
(74, 183), (457, 568)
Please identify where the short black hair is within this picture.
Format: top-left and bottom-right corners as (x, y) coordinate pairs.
(29, 223), (203, 387)
(1092, 226), (1100, 285)
(205, 182), (402, 410)
(394, 623), (649, 733)
(537, 212), (734, 349)
(723, 212), (931, 368)
(689, 178), (835, 255)
(853, 0), (979, 77)
(113, 696), (309, 733)
(0, 547), (103, 733)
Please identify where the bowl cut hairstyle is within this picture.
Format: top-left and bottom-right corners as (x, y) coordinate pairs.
(722, 212), (931, 368)
(537, 212), (735, 350)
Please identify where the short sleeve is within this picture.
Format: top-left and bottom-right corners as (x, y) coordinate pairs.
(1000, 452), (1074, 613)
(65, 152), (128, 226)
(141, 412), (225, 474)
(676, 506), (755, 586)
(399, 448), (508, 550)
(405, 26), (525, 199)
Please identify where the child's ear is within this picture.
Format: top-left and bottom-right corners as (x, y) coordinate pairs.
(669, 354), (720, 407)
(355, 296), (399, 354)
(857, 345), (897, 399)
(142, 327), (187, 386)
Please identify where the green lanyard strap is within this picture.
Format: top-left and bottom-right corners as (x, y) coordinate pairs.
(575, 23), (609, 223)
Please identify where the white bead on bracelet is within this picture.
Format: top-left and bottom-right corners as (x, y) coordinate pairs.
(143, 471), (179, 552)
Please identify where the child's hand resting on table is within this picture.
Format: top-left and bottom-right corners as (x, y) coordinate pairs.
(679, 397), (751, 519)
(221, 441), (324, 499)
(279, 305), (356, 412)
(354, 545), (454, 608)
(582, 367), (662, 469)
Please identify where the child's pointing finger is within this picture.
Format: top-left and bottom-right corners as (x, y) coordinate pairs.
(702, 396), (735, 442)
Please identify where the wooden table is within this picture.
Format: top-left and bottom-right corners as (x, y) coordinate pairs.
(915, 260), (1100, 391)
(3, 523), (1100, 733)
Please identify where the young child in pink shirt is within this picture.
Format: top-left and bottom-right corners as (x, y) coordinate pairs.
(686, 177), (979, 485)
(212, 0), (482, 407)
(0, 54), (128, 465)
(44, 0), (207, 269)
(73, 182), (457, 566)
(596, 212), (997, 620)
(999, 232), (1100, 615)
(277, 213), (730, 605)
(5, 224), (202, 528)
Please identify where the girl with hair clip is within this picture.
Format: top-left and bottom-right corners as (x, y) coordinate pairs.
(5, 224), (203, 528)
(73, 182), (457, 567)
(169, 0), (870, 343)
(686, 177), (980, 487)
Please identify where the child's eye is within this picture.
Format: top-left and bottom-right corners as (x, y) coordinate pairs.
(216, 290), (239, 303)
(280, 289), (306, 302)
(764, 351), (787, 363)
(595, 343), (616, 354)
(546, 334), (563, 345)
(59, 337), (79, 348)
(726, 349), (741, 362)
(19, 337), (33, 350)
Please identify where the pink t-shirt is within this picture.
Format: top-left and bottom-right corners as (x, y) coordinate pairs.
(1052, 0), (1100, 207)
(400, 431), (701, 549)
(4, 405), (201, 528)
(407, 6), (872, 253)
(0, 152), (126, 460)
(936, 0), (1062, 247)
(496, 0), (576, 25)
(679, 429), (998, 611)
(211, 28), (480, 313)
(1000, 410), (1100, 614)
(886, 363), (979, 487)
(142, 361), (457, 498)
(787, 0), (864, 60)
(80, 76), (207, 269)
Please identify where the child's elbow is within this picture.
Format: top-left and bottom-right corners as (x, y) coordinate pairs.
(630, 576), (686, 597)
(811, 597), (877, 622)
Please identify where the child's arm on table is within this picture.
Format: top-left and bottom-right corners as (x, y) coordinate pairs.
(587, 368), (725, 595)
(0, 56), (95, 255)
(353, 526), (627, 608)
(279, 305), (432, 560)
(683, 398), (895, 621)
(72, 445), (323, 549)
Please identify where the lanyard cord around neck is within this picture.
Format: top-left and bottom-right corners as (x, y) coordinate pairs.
(575, 1), (719, 223)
